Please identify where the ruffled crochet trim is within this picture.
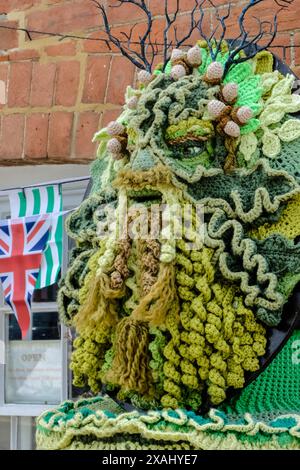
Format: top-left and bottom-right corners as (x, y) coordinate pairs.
(36, 398), (300, 450)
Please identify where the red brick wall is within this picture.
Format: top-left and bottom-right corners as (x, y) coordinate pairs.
(0, 0), (299, 165)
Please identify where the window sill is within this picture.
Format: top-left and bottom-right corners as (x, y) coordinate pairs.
(0, 404), (58, 417)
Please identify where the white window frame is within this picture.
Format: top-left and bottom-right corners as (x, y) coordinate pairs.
(0, 165), (90, 448)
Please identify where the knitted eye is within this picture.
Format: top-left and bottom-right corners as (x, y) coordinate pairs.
(107, 121), (125, 136)
(222, 83), (239, 103)
(224, 120), (241, 138)
(171, 64), (187, 80)
(207, 99), (227, 118)
(186, 46), (202, 67)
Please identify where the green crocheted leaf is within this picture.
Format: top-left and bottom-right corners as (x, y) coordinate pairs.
(223, 61), (253, 85)
(239, 133), (258, 161)
(278, 119), (300, 142)
(260, 70), (281, 94)
(236, 76), (263, 112)
(269, 74), (294, 99)
(164, 60), (172, 74)
(256, 234), (300, 275)
(198, 47), (209, 74)
(262, 129), (281, 158)
(240, 118), (260, 135)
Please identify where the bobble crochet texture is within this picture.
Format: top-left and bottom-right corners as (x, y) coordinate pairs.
(56, 41), (300, 422)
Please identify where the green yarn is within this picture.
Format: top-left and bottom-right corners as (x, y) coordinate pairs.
(223, 330), (300, 419)
(36, 333), (300, 449)
(51, 38), (300, 450)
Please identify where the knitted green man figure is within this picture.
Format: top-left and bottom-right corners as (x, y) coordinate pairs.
(37, 1), (300, 450)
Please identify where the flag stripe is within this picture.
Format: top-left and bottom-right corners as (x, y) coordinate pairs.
(33, 188), (41, 215)
(19, 193), (26, 218)
(9, 185), (63, 290)
(47, 186), (55, 213)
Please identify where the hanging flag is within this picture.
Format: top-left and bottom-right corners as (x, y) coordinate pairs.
(0, 215), (51, 339)
(9, 185), (63, 288)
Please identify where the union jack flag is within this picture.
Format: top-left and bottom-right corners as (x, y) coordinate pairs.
(0, 215), (51, 339)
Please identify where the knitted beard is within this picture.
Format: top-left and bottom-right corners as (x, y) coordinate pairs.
(57, 44), (300, 412)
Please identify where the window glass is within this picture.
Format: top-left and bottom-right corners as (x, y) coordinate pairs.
(5, 313), (62, 405)
(33, 283), (59, 303)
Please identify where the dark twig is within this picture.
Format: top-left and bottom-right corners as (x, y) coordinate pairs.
(163, 0), (180, 68)
(93, 0), (155, 72)
(223, 0), (280, 76)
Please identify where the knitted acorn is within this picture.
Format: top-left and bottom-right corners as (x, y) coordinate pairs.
(224, 120), (241, 138)
(107, 138), (122, 158)
(186, 46), (202, 67)
(205, 62), (224, 83)
(137, 70), (153, 85)
(236, 106), (253, 124)
(171, 48), (186, 62)
(222, 83), (239, 103)
(171, 64), (187, 80)
(107, 121), (125, 136)
(127, 95), (139, 110)
(207, 99), (227, 118)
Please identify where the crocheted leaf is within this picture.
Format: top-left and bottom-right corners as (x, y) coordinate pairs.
(260, 71), (281, 94)
(262, 129), (281, 158)
(257, 234), (300, 274)
(239, 133), (258, 161)
(260, 104), (286, 126)
(164, 60), (172, 74)
(278, 119), (300, 142)
(268, 74), (294, 100)
(198, 47), (209, 74)
(269, 94), (300, 113)
(223, 61), (253, 85)
(236, 76), (263, 113)
(240, 118), (260, 135)
(93, 128), (109, 142)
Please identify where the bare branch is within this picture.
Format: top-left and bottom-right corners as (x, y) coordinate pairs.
(93, 0), (154, 71)
(223, 0), (281, 77)
(162, 0), (180, 69)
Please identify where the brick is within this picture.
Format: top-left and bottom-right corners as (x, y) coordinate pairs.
(101, 108), (123, 128)
(292, 66), (300, 78)
(8, 62), (32, 108)
(148, 0), (207, 17)
(106, 56), (135, 106)
(31, 63), (56, 107)
(45, 41), (76, 57)
(0, 114), (24, 160)
(82, 56), (110, 104)
(168, 12), (211, 46)
(48, 112), (73, 158)
(108, 0), (147, 24)
(26, 1), (101, 39)
(269, 33), (292, 66)
(75, 111), (100, 158)
(9, 49), (39, 61)
(0, 63), (8, 107)
(0, 21), (19, 50)
(25, 113), (49, 159)
(294, 33), (300, 66)
(83, 22), (149, 54)
(0, 0), (40, 13)
(55, 60), (80, 107)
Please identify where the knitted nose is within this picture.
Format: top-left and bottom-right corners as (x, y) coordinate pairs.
(131, 147), (156, 171)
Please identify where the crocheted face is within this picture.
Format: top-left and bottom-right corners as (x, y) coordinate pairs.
(61, 43), (300, 411)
